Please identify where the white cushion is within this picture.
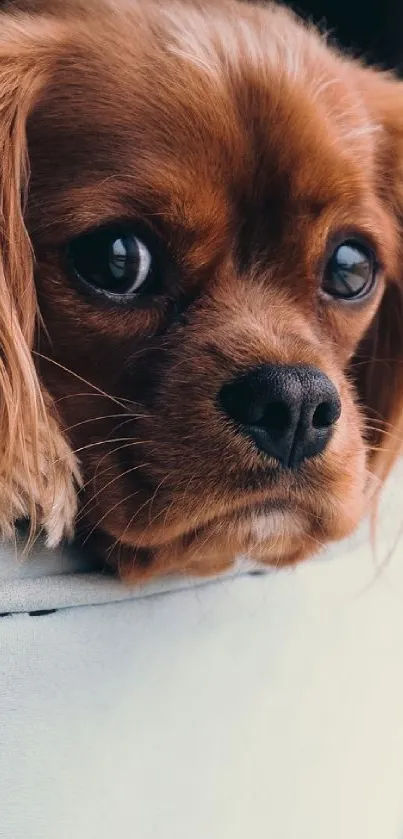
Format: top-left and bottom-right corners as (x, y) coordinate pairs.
(1, 461), (403, 838)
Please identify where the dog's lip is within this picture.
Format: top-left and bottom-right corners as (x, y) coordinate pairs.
(118, 490), (305, 549)
(179, 500), (289, 542)
(119, 498), (288, 550)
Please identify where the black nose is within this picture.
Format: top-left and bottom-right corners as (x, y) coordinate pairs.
(219, 364), (341, 469)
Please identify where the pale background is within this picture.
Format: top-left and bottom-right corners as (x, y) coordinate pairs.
(1, 462), (403, 838)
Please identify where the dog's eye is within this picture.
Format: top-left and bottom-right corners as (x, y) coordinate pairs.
(322, 240), (377, 300)
(68, 227), (154, 297)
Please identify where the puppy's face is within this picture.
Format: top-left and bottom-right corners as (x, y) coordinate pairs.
(4, 0), (403, 579)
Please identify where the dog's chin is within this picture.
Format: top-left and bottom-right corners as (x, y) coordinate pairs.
(88, 483), (366, 583)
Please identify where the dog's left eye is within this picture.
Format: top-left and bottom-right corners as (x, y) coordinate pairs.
(322, 240), (377, 300)
(68, 226), (154, 297)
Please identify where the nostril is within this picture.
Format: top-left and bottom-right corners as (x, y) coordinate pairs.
(312, 400), (341, 429)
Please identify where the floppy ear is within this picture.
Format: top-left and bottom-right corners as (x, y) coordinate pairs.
(350, 68), (403, 486)
(0, 13), (79, 546)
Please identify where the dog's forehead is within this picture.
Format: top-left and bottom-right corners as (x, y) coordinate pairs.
(29, 0), (379, 241)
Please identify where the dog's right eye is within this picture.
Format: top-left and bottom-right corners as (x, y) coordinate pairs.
(67, 226), (157, 299)
(321, 239), (378, 301)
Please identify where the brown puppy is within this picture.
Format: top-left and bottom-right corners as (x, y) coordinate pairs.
(0, 0), (402, 581)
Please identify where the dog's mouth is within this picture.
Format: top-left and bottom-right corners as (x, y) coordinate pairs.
(104, 501), (312, 582)
(87, 467), (365, 581)
(83, 434), (368, 580)
(179, 501), (294, 544)
(116, 493), (307, 554)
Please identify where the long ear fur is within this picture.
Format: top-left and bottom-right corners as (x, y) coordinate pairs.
(350, 67), (403, 487)
(353, 284), (403, 485)
(0, 14), (79, 547)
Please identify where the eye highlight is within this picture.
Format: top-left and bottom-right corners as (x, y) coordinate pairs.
(321, 240), (378, 301)
(68, 225), (156, 298)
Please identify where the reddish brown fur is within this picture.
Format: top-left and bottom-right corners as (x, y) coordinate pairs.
(0, 0), (403, 580)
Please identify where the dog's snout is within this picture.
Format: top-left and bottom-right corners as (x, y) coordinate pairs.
(219, 364), (341, 468)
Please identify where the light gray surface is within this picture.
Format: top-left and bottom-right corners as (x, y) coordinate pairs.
(1, 462), (403, 838)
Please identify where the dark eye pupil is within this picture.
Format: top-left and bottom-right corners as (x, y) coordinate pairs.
(322, 241), (376, 300)
(69, 228), (153, 296)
